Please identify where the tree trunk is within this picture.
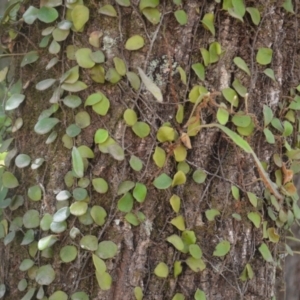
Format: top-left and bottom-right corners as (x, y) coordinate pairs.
(0, 0), (298, 299)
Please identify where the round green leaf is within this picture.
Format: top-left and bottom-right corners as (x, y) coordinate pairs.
(75, 48), (95, 68)
(23, 209), (39, 229)
(129, 155), (143, 171)
(247, 212), (261, 228)
(192, 169), (207, 184)
(94, 129), (109, 144)
(174, 9), (187, 25)
(90, 205), (107, 226)
(123, 109), (137, 126)
(125, 35), (145, 50)
(5, 94), (25, 111)
(50, 221), (67, 233)
(63, 95), (82, 108)
(166, 234), (184, 251)
(96, 271), (112, 291)
(60, 245), (78, 263)
(92, 178), (108, 194)
(40, 213), (53, 231)
(19, 259), (34, 271)
(53, 207), (70, 222)
(133, 183), (147, 202)
(213, 240), (230, 257)
(96, 241), (118, 259)
(28, 185), (42, 201)
(71, 291), (89, 300)
(156, 126), (175, 142)
(37, 6), (59, 23)
(80, 235), (98, 251)
(142, 8), (161, 25)
(73, 187), (88, 201)
(189, 244), (202, 259)
(154, 262), (169, 278)
(75, 111), (90, 128)
(2, 172), (19, 188)
(99, 4), (117, 17)
(71, 5), (89, 31)
(36, 265), (55, 285)
(132, 122), (150, 138)
(92, 97), (110, 116)
(256, 48), (273, 65)
(49, 291), (68, 300)
(117, 192), (134, 212)
(153, 173), (172, 189)
(34, 117), (60, 134)
(70, 201), (88, 216)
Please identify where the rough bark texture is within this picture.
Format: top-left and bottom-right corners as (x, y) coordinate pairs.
(1, 0), (299, 299)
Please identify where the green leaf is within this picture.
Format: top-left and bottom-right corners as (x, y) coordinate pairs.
(267, 227), (280, 243)
(72, 5), (89, 30)
(246, 7), (260, 25)
(153, 173), (172, 189)
(192, 63), (205, 81)
(232, 79), (247, 97)
(263, 105), (273, 127)
(217, 104), (229, 125)
(62, 81), (88, 92)
(92, 178), (108, 194)
(49, 291), (68, 300)
(189, 244), (202, 259)
(205, 209), (220, 221)
(142, 8), (161, 25)
(117, 192), (134, 212)
(19, 259), (34, 271)
(154, 262), (169, 278)
(80, 235), (98, 251)
(28, 185), (42, 201)
(209, 42), (221, 63)
(72, 147), (84, 178)
(153, 146), (166, 168)
(60, 245), (77, 263)
(125, 35), (145, 50)
(66, 124), (81, 137)
(213, 240), (230, 257)
(263, 68), (276, 81)
(186, 257), (206, 272)
(125, 212), (140, 226)
(92, 253), (106, 274)
(166, 234), (184, 251)
(202, 13), (215, 36)
(15, 154), (31, 168)
(5, 94), (25, 110)
(232, 113), (251, 127)
(200, 48), (210, 66)
(124, 109), (138, 126)
(23, 6), (39, 24)
(99, 4), (117, 17)
(90, 205), (107, 226)
(194, 288), (207, 300)
(107, 143), (125, 161)
(130, 155), (143, 171)
(75, 48), (95, 68)
(139, 0), (159, 10)
(222, 88), (239, 107)
(283, 121), (293, 137)
(172, 170), (186, 187)
(233, 57), (250, 76)
(192, 169), (207, 184)
(263, 128), (275, 144)
(157, 126), (175, 142)
(283, 0), (294, 13)
(96, 241), (118, 259)
(75, 111), (90, 129)
(37, 6), (58, 23)
(105, 68), (122, 84)
(134, 287), (143, 300)
(247, 212), (261, 228)
(247, 192), (257, 207)
(70, 201), (88, 216)
(177, 66), (186, 84)
(138, 67), (163, 102)
(34, 117), (60, 134)
(132, 122), (150, 138)
(170, 215), (185, 231)
(174, 10), (187, 25)
(2, 172), (19, 188)
(170, 194), (181, 213)
(256, 48), (273, 65)
(118, 181), (135, 195)
(172, 293), (185, 300)
(20, 51), (39, 67)
(173, 261), (182, 278)
(116, 0), (131, 7)
(133, 183), (147, 202)
(94, 129), (109, 144)
(127, 72), (141, 91)
(96, 271), (112, 290)
(92, 96), (110, 116)
(232, 0), (246, 18)
(258, 243), (273, 262)
(36, 265), (55, 285)
(71, 291), (89, 300)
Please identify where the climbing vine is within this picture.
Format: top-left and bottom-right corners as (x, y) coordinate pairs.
(0, 0), (299, 299)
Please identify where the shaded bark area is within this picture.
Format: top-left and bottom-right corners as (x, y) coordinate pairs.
(1, 0), (299, 299)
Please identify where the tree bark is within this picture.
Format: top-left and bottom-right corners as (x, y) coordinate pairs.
(0, 0), (298, 299)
